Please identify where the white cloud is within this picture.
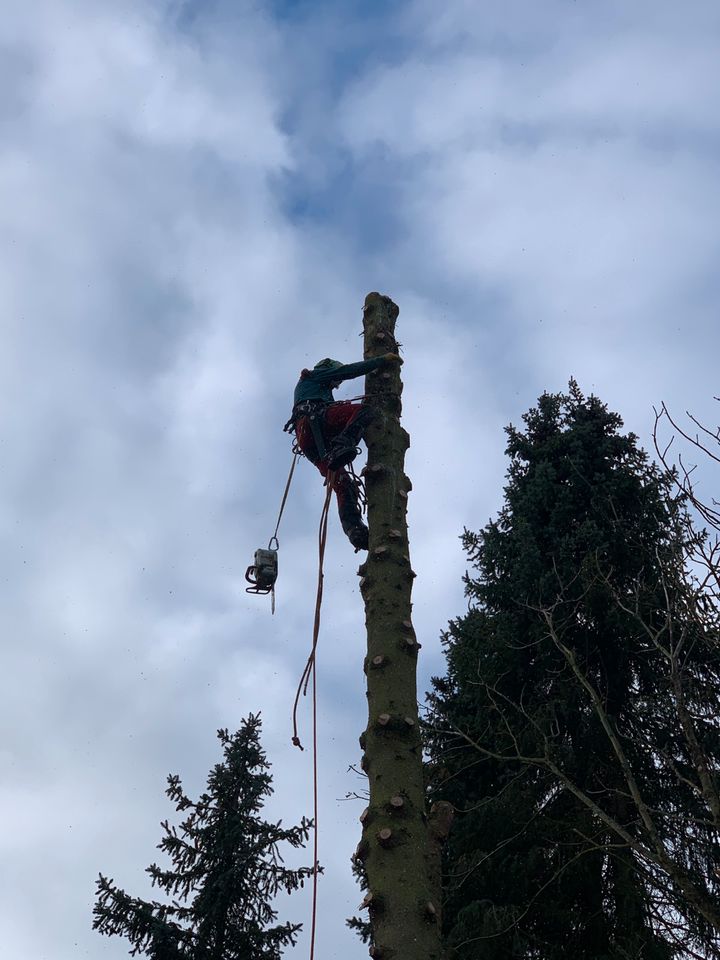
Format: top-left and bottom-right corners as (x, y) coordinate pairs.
(335, 0), (720, 431)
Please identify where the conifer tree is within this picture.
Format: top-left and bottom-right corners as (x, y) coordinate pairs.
(426, 382), (720, 960)
(94, 714), (314, 959)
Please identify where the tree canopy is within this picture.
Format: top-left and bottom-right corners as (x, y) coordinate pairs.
(426, 382), (720, 959)
(94, 714), (314, 959)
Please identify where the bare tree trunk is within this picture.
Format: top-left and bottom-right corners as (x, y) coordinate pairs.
(357, 292), (449, 960)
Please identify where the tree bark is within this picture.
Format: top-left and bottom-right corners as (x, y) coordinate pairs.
(357, 292), (447, 960)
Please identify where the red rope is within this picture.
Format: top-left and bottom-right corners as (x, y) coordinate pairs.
(291, 478), (332, 746)
(291, 474), (333, 960)
(309, 642), (319, 960)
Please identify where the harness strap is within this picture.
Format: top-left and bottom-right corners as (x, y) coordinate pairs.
(308, 413), (328, 460)
(284, 399), (328, 434)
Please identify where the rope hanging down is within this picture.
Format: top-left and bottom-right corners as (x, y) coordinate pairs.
(269, 450), (300, 550)
(291, 473), (333, 960)
(291, 474), (332, 748)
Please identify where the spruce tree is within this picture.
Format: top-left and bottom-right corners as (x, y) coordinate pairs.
(426, 382), (720, 959)
(94, 714), (314, 959)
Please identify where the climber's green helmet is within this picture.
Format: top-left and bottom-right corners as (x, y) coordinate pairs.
(314, 358), (344, 372)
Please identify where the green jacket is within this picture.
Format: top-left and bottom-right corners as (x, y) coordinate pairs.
(293, 358), (386, 406)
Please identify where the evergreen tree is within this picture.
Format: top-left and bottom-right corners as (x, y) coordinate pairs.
(426, 382), (720, 960)
(94, 714), (314, 959)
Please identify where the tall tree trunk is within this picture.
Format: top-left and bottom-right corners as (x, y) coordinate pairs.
(357, 292), (450, 960)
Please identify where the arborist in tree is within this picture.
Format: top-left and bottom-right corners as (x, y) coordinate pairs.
(286, 354), (402, 551)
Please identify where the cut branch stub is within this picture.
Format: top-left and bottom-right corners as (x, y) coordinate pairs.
(401, 635), (420, 653)
(371, 655), (388, 668)
(389, 795), (405, 811)
(354, 840), (369, 862)
(377, 827), (393, 847)
(359, 892), (383, 914)
(359, 892), (374, 910)
(360, 806), (370, 824)
(377, 713), (391, 727)
(373, 546), (389, 558)
(361, 463), (386, 479)
(425, 901), (438, 922)
(388, 529), (402, 539)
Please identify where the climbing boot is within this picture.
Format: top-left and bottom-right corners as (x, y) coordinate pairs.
(326, 438), (361, 470)
(346, 521), (369, 552)
(325, 408), (374, 470)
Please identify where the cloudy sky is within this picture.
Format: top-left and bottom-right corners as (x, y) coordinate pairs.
(2, 0), (719, 957)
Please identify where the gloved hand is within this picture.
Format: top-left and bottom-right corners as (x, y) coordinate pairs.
(383, 352), (403, 365)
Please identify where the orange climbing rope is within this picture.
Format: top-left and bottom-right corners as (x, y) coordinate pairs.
(291, 476), (332, 747)
(291, 473), (334, 960)
(309, 636), (320, 960)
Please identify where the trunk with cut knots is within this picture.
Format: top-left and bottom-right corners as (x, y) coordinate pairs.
(356, 292), (452, 960)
